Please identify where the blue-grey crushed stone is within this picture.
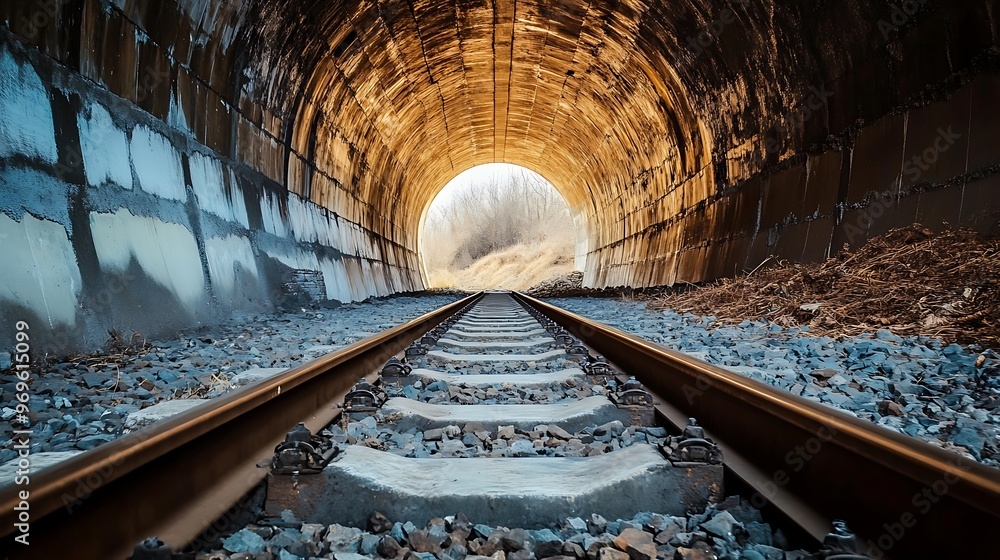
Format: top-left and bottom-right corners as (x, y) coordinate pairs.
(544, 297), (1000, 467)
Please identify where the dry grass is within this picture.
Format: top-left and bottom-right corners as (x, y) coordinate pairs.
(54, 329), (151, 370)
(428, 237), (577, 291)
(421, 167), (577, 290)
(177, 372), (235, 398)
(649, 225), (1000, 347)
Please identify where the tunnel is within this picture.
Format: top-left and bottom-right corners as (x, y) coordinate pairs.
(1, 0), (998, 351)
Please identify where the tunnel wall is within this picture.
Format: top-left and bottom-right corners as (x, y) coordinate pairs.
(2, 0), (999, 354)
(590, 69), (1000, 287)
(585, 1), (1000, 287)
(0, 13), (421, 354)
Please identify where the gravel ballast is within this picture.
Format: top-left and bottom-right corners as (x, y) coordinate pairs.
(544, 297), (1000, 468)
(0, 293), (464, 462)
(201, 499), (816, 560)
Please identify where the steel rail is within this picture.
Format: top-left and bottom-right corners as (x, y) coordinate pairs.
(514, 292), (1000, 559)
(0, 293), (480, 560)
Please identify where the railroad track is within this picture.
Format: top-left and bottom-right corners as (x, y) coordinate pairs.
(1, 292), (998, 559)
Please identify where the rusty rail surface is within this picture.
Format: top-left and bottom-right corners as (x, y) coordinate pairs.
(0, 293), (480, 560)
(513, 292), (1000, 560)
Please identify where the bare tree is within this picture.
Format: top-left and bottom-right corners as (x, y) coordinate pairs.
(422, 167), (574, 273)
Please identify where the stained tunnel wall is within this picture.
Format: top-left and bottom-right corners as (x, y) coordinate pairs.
(0, 3), (424, 353)
(2, 0), (1000, 353)
(581, 1), (1000, 286)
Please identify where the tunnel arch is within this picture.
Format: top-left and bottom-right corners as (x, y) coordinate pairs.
(1, 0), (998, 350)
(271, 0), (716, 289)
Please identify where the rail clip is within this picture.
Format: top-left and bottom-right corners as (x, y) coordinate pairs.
(271, 423), (339, 475)
(661, 418), (723, 466)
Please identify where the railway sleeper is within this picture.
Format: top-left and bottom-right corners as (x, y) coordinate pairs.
(263, 444), (724, 529)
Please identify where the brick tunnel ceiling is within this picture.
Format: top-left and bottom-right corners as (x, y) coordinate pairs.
(2, 0), (994, 345)
(258, 0), (714, 236)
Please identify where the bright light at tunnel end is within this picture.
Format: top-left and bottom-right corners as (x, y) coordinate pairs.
(430, 163), (544, 207)
(419, 163), (588, 289)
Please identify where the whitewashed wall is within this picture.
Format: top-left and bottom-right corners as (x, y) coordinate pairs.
(0, 39), (422, 353)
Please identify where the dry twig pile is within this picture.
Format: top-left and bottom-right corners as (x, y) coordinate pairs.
(525, 271), (587, 298)
(649, 226), (1000, 347)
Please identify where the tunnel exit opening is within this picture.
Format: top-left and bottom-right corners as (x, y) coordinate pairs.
(418, 164), (585, 291)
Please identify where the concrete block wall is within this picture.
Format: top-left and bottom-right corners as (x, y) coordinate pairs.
(582, 1), (1000, 288)
(683, 69), (1000, 281)
(584, 70), (1000, 288)
(0, 27), (421, 354)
